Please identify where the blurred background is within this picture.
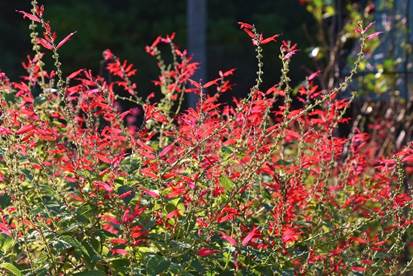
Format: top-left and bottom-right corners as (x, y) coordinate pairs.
(0, 0), (323, 100)
(0, 0), (412, 102)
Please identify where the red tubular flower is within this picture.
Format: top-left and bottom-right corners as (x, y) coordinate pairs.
(111, 248), (128, 256)
(0, 223), (11, 236)
(237, 21), (253, 30)
(282, 226), (301, 245)
(16, 10), (41, 23)
(198, 247), (218, 257)
(16, 124), (35, 135)
(220, 232), (237, 246)
(37, 38), (53, 50)
(242, 227), (258, 246)
(166, 209), (180, 219)
(281, 40), (299, 60)
(261, 34), (279, 45)
(56, 32), (76, 49)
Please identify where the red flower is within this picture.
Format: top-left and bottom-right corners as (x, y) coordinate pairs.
(220, 232), (237, 246)
(242, 227), (258, 246)
(198, 247), (218, 257)
(16, 10), (41, 23)
(261, 34), (279, 45)
(351, 266), (366, 273)
(56, 32), (76, 49)
(282, 226), (301, 245)
(111, 248), (128, 256)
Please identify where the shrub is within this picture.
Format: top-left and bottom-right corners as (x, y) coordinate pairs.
(0, 1), (412, 275)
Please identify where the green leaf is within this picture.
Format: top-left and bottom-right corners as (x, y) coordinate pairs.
(0, 263), (22, 276)
(76, 204), (96, 224)
(168, 262), (183, 273)
(81, 240), (102, 264)
(60, 235), (92, 263)
(219, 175), (234, 192)
(146, 255), (170, 274)
(51, 238), (73, 253)
(2, 91), (17, 104)
(0, 234), (15, 254)
(20, 169), (33, 181)
(190, 259), (204, 273)
(111, 258), (129, 272)
(221, 146), (233, 155)
(0, 193), (11, 209)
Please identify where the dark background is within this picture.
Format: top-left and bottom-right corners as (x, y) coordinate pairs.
(0, 0), (315, 99)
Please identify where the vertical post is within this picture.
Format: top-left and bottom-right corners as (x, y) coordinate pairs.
(407, 0), (413, 99)
(187, 0), (207, 108)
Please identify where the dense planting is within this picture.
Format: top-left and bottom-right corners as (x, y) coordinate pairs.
(0, 1), (412, 275)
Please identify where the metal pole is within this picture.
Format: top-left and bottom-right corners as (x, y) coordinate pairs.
(187, 0), (207, 108)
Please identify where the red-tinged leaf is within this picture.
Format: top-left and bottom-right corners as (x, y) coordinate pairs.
(367, 31), (382, 40)
(37, 38), (53, 50)
(56, 32), (76, 49)
(220, 232), (237, 246)
(198, 247), (218, 257)
(242, 227), (257, 246)
(261, 34), (279, 45)
(16, 10), (41, 23)
(16, 124), (34, 135)
(67, 68), (84, 80)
